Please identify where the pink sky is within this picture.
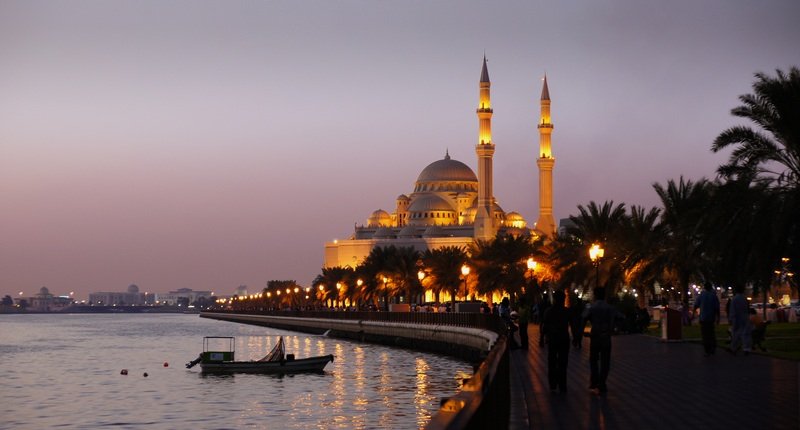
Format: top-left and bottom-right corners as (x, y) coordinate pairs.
(2, 1), (798, 299)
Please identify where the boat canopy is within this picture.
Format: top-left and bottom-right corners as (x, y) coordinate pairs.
(259, 337), (285, 362)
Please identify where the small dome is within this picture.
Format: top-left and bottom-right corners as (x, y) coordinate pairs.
(374, 227), (395, 239)
(416, 154), (478, 183)
(408, 195), (454, 213)
(127, 284), (140, 294)
(396, 194), (410, 201)
(367, 209), (393, 227)
(398, 224), (420, 238)
(39, 286), (50, 295)
(505, 212), (527, 229)
(423, 225), (447, 238)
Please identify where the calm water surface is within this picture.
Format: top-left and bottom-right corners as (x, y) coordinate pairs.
(0, 314), (472, 429)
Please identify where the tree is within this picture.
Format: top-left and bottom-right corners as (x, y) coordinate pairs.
(653, 177), (713, 305)
(711, 67), (800, 315)
(421, 246), (468, 305)
(712, 67), (800, 190)
(1, 295), (12, 306)
(470, 232), (542, 300)
(618, 205), (664, 304)
(562, 201), (628, 295)
(312, 267), (354, 307)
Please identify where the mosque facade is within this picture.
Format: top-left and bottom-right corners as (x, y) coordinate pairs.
(324, 58), (555, 268)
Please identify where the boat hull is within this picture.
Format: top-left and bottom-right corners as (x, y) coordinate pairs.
(200, 354), (334, 374)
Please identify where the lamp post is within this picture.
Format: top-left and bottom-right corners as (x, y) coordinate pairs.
(336, 282), (342, 308)
(526, 257), (537, 299)
(356, 279), (363, 309)
(461, 264), (471, 302)
(417, 271), (425, 305)
(589, 243), (605, 292)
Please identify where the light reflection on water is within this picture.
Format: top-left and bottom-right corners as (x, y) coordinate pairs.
(0, 314), (472, 429)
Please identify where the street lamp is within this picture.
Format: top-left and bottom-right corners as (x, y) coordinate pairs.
(461, 264), (471, 302)
(589, 243), (605, 291)
(526, 257), (537, 298)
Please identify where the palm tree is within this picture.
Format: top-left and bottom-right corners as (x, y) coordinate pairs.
(562, 201), (628, 295)
(387, 246), (422, 305)
(711, 67), (800, 315)
(470, 232), (543, 300)
(312, 266), (354, 307)
(618, 205), (664, 305)
(652, 177), (712, 305)
(712, 67), (800, 190)
(421, 246), (468, 305)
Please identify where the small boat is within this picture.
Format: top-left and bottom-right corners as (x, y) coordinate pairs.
(186, 336), (334, 374)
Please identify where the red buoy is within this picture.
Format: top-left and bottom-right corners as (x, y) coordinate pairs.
(163, 362), (169, 367)
(120, 369), (128, 375)
(143, 372), (148, 377)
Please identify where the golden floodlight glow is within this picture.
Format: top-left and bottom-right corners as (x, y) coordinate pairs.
(589, 243), (605, 262)
(318, 285), (324, 291)
(461, 264), (470, 276)
(527, 257), (537, 271)
(266, 292), (271, 298)
(276, 290), (281, 295)
(286, 288), (291, 294)
(294, 287), (299, 293)
(336, 283), (342, 290)
(357, 279), (363, 287)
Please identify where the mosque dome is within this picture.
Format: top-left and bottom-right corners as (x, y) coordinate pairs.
(127, 284), (140, 294)
(39, 286), (50, 296)
(397, 194), (410, 201)
(374, 227), (396, 239)
(367, 209), (393, 227)
(408, 195), (453, 212)
(416, 153), (478, 184)
(504, 211), (527, 229)
(408, 195), (457, 226)
(423, 225), (447, 238)
(398, 224), (420, 238)
(461, 201), (506, 224)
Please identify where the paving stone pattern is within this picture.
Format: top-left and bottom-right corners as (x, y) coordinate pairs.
(509, 325), (799, 430)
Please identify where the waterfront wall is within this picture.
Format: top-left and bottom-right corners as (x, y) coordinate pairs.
(200, 312), (499, 362)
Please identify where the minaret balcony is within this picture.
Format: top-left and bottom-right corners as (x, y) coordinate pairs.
(537, 123), (553, 129)
(476, 108), (493, 113)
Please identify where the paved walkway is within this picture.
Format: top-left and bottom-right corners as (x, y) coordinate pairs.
(509, 325), (799, 430)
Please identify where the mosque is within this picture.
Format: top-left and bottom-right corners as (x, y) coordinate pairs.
(323, 57), (556, 268)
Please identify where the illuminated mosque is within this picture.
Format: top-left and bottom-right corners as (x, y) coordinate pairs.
(324, 57), (556, 268)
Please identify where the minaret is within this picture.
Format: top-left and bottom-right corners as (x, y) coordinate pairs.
(536, 75), (556, 237)
(474, 56), (497, 241)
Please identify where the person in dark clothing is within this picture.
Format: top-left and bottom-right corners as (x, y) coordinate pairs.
(694, 281), (720, 356)
(542, 290), (570, 393)
(537, 296), (551, 347)
(569, 296), (585, 349)
(517, 296), (532, 349)
(582, 287), (621, 395)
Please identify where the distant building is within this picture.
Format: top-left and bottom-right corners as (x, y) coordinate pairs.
(155, 288), (212, 306)
(23, 287), (73, 311)
(89, 284), (145, 306)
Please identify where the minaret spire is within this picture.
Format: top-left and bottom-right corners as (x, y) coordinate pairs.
(536, 74), (556, 237)
(474, 56), (497, 241)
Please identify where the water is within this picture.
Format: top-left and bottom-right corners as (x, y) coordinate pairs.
(0, 314), (472, 429)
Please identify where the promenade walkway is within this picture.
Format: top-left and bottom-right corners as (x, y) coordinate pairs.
(509, 325), (799, 430)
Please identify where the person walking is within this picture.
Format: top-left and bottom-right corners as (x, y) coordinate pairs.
(582, 287), (620, 395)
(728, 285), (752, 355)
(569, 295), (585, 349)
(542, 290), (570, 393)
(517, 296), (531, 350)
(694, 281), (720, 356)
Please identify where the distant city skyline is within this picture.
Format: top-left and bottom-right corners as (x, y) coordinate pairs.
(2, 1), (798, 298)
